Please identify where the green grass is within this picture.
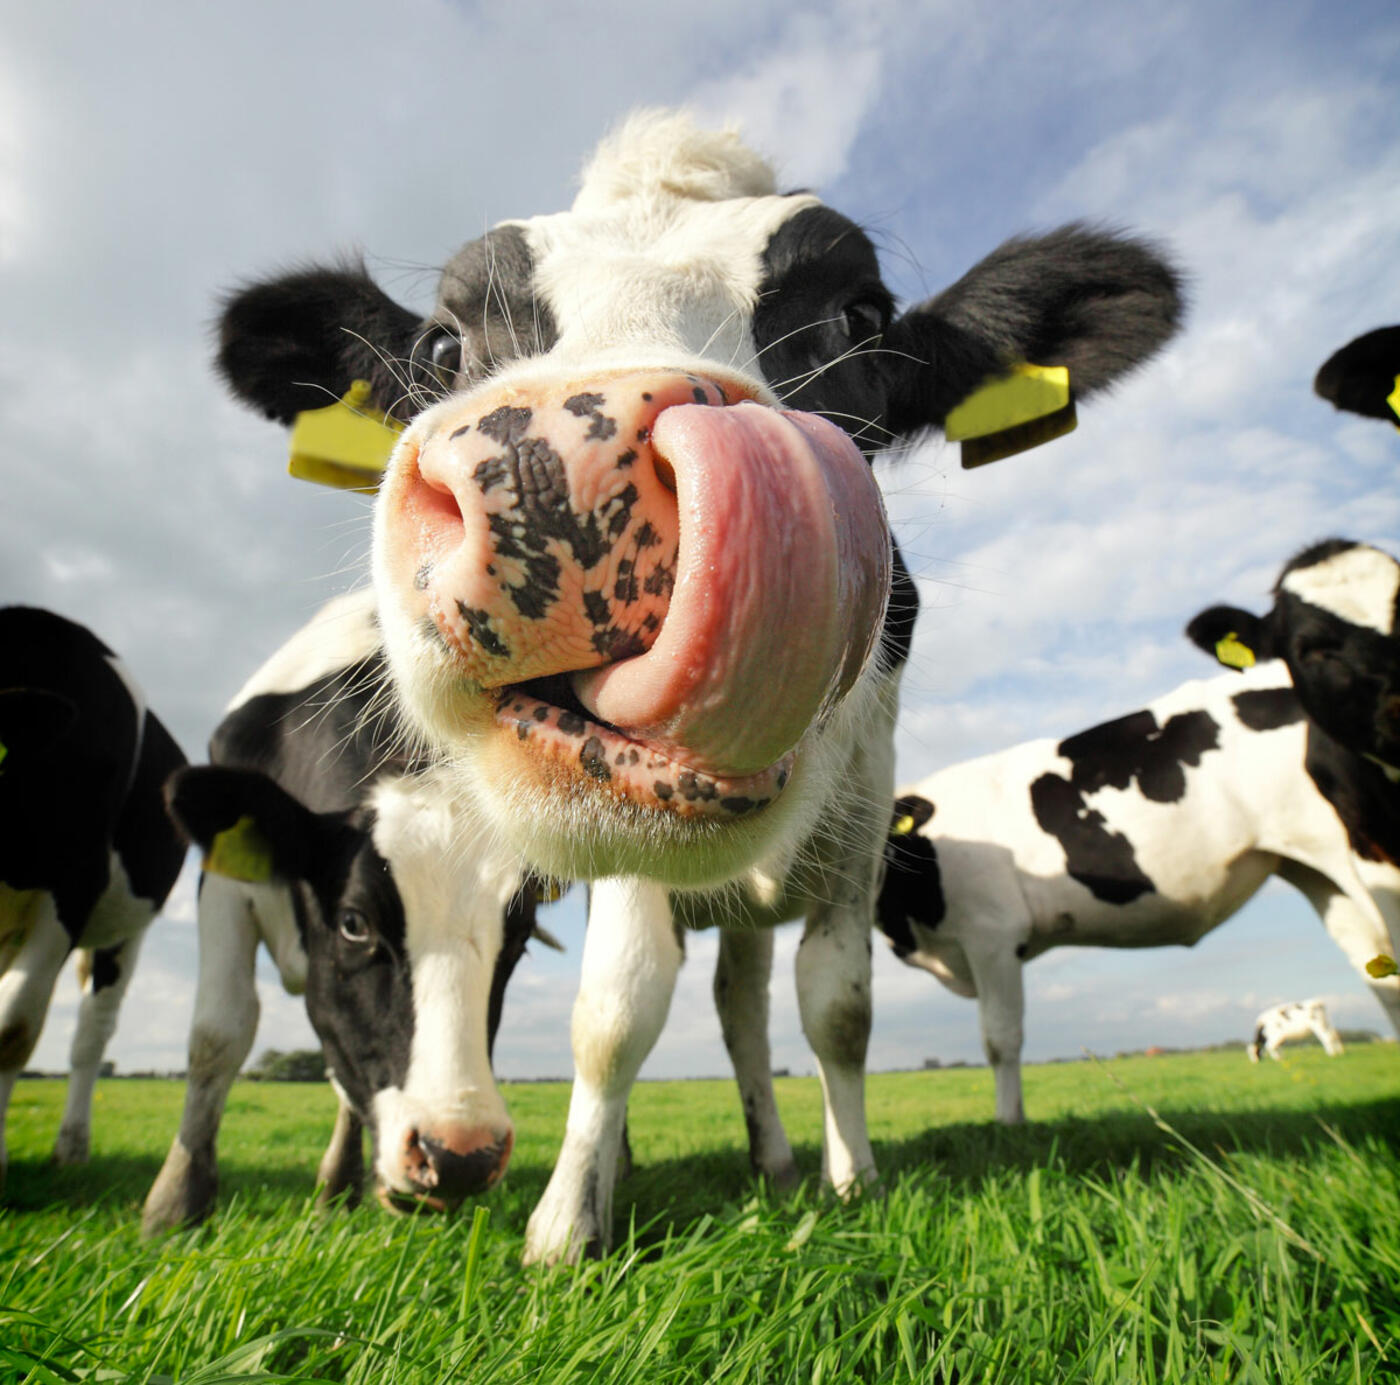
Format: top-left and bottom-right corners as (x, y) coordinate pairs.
(3, 1046), (1399, 1382)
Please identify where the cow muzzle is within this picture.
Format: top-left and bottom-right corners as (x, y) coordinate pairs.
(378, 1123), (515, 1213)
(376, 369), (892, 817)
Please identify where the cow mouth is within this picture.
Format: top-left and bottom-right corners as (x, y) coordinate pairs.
(496, 674), (792, 817)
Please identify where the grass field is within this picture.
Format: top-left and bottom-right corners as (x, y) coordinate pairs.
(4, 1046), (1399, 1383)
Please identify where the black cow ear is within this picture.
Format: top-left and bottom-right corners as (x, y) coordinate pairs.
(1313, 326), (1400, 424)
(165, 765), (325, 883)
(1185, 606), (1268, 670)
(0, 688), (77, 763)
(890, 794), (935, 836)
(883, 224), (1183, 447)
(217, 262), (423, 425)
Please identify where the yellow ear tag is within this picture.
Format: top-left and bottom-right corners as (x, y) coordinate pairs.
(944, 362), (1076, 469)
(1387, 373), (1400, 427)
(891, 813), (917, 837)
(1366, 952), (1398, 979)
(287, 380), (406, 492)
(532, 876), (567, 904)
(206, 814), (274, 883)
(1215, 632), (1256, 670)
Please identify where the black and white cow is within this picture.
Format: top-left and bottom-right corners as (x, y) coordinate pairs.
(141, 590), (551, 1235)
(1314, 327), (1400, 427)
(0, 606), (185, 1187)
(1248, 998), (1343, 1062)
(216, 111), (1181, 1261)
(876, 660), (1400, 1123)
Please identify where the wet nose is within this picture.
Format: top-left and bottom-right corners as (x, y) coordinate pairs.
(391, 1124), (514, 1208)
(385, 372), (725, 690)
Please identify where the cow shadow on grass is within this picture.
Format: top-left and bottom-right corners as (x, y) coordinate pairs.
(587, 1089), (1400, 1258)
(3, 1152), (319, 1216)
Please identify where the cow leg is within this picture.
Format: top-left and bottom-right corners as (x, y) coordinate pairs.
(523, 878), (681, 1266)
(315, 1083), (365, 1208)
(965, 943), (1027, 1123)
(714, 926), (797, 1188)
(1280, 863), (1400, 1038)
(142, 875), (261, 1235)
(1316, 1019), (1345, 1057)
(53, 932), (145, 1164)
(795, 901), (876, 1195)
(0, 891), (70, 1191)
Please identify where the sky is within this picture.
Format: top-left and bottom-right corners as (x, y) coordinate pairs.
(5, 0), (1400, 1094)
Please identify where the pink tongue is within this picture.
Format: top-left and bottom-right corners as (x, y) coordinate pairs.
(571, 402), (891, 777)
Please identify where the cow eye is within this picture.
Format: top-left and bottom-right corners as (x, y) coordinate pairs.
(338, 908), (373, 945)
(842, 299), (887, 344)
(428, 331), (463, 386)
(1298, 638), (1341, 665)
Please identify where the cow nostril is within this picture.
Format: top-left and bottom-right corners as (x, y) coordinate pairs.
(652, 452), (677, 494)
(417, 1132), (511, 1198)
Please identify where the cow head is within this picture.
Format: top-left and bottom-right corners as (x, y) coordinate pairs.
(165, 763), (543, 1208)
(1187, 539), (1400, 772)
(218, 112), (1182, 889)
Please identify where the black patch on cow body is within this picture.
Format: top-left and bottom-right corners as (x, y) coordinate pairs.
(1024, 708), (1220, 901)
(1029, 773), (1155, 905)
(90, 946), (122, 992)
(1028, 705), (1219, 904)
(1232, 687), (1304, 732)
(1057, 708), (1220, 803)
(0, 607), (186, 942)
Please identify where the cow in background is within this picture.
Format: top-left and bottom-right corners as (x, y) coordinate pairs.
(0, 607), (185, 1189)
(216, 110), (1182, 1261)
(875, 661), (1399, 1124)
(1249, 999), (1344, 1062)
(142, 591), (556, 1235)
(1314, 327), (1400, 428)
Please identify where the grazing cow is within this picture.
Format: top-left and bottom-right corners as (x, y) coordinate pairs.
(875, 661), (1400, 1123)
(216, 111), (1182, 1260)
(0, 607), (185, 1188)
(141, 590), (553, 1234)
(1248, 999), (1344, 1062)
(1313, 327), (1400, 426)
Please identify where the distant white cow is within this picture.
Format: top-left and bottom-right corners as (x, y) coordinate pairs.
(1248, 999), (1344, 1062)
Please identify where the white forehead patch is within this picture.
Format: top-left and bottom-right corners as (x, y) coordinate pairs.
(1282, 546), (1400, 636)
(572, 109), (778, 214)
(505, 111), (820, 379)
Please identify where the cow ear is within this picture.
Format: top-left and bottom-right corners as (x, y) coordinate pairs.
(1185, 606), (1269, 670)
(217, 263), (423, 425)
(883, 224), (1183, 448)
(0, 688), (77, 766)
(1313, 325), (1400, 424)
(165, 765), (326, 883)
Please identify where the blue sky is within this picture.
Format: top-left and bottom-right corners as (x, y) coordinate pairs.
(4, 0), (1399, 1087)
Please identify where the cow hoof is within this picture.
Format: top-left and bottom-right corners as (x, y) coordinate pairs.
(51, 1127), (91, 1165)
(761, 1159), (801, 1194)
(522, 1204), (605, 1267)
(141, 1141), (217, 1237)
(315, 1177), (364, 1212)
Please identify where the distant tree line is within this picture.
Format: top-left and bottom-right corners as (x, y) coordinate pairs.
(245, 1048), (326, 1082)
